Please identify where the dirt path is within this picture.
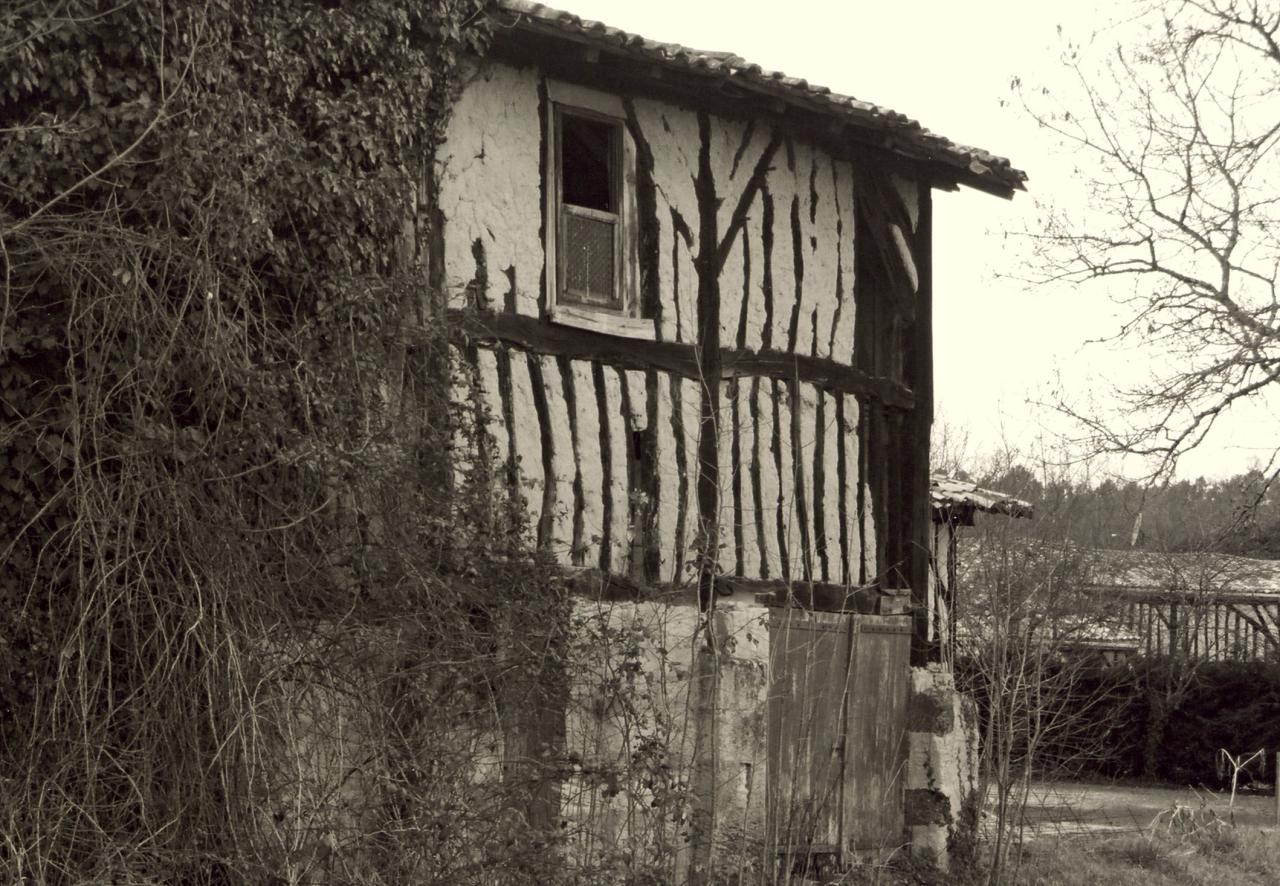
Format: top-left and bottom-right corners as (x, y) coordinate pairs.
(1003, 781), (1277, 840)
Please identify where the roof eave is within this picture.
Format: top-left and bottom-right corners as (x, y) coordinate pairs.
(492, 5), (1027, 197)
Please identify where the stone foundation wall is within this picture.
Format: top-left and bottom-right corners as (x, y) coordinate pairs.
(904, 664), (979, 870)
(256, 605), (933, 880)
(562, 598), (771, 881)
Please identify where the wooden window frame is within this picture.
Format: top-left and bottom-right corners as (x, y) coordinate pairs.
(545, 80), (653, 341)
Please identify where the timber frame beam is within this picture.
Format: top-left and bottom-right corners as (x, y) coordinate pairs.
(450, 308), (915, 409)
(563, 568), (912, 616)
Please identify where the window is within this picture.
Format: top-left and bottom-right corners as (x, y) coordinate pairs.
(559, 113), (621, 310)
(545, 82), (651, 339)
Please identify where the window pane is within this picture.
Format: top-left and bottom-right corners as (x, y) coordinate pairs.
(563, 210), (618, 308)
(561, 114), (615, 212)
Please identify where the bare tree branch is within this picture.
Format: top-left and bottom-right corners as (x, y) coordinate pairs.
(1018, 0), (1280, 481)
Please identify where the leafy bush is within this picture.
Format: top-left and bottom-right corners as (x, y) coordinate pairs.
(1024, 658), (1280, 785)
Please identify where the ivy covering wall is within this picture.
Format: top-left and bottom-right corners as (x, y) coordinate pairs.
(0, 4), (594, 882)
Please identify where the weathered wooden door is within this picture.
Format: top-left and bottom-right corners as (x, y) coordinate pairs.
(766, 610), (851, 856)
(766, 611), (911, 861)
(842, 616), (911, 850)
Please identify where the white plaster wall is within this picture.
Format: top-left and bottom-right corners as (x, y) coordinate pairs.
(632, 98), (702, 343)
(774, 382), (802, 580)
(711, 115), (765, 349)
(507, 354), (544, 543)
(735, 381), (763, 579)
(715, 379), (735, 560)
(891, 173), (921, 233)
(624, 370), (648, 428)
(475, 349), (507, 473)
(540, 354), (576, 558)
(754, 379), (782, 579)
(719, 230), (746, 348)
(680, 376), (703, 584)
(791, 140), (818, 356)
(830, 158), (858, 366)
(840, 395), (862, 582)
(571, 359), (604, 566)
(891, 224), (919, 294)
(656, 377), (680, 582)
(739, 199), (768, 353)
(603, 367), (631, 575)
(836, 393), (874, 585)
(437, 61), (544, 315)
(769, 166), (797, 353)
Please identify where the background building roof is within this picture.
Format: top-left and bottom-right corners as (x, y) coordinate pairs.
(931, 475), (1034, 521)
(1083, 550), (1280, 599)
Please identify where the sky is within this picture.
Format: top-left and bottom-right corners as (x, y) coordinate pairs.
(546, 0), (1280, 482)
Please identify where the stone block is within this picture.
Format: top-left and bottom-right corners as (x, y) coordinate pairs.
(907, 687), (955, 734)
(904, 788), (952, 827)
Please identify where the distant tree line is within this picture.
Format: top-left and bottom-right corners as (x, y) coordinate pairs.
(961, 464), (1280, 557)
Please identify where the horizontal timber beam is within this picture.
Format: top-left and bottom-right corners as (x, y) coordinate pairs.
(561, 568), (912, 616)
(450, 309), (914, 409)
(733, 578), (912, 615)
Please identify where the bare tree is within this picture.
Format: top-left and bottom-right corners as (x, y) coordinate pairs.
(951, 451), (1124, 883)
(1022, 0), (1280, 482)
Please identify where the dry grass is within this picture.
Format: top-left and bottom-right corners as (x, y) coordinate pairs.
(1015, 827), (1280, 885)
(784, 815), (1280, 886)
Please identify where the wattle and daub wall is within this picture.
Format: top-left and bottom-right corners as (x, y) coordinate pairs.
(437, 58), (929, 598)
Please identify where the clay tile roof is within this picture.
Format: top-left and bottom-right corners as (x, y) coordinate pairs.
(497, 1), (1027, 196)
(930, 475), (1034, 519)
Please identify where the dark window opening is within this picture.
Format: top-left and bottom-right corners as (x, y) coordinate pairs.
(628, 425), (657, 582)
(558, 111), (622, 311)
(629, 426), (647, 463)
(561, 115), (616, 212)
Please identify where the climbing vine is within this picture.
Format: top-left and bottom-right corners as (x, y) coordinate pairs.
(0, 3), (586, 882)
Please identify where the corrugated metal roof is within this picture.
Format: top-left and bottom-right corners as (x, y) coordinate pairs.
(496, 1), (1027, 196)
(931, 475), (1034, 519)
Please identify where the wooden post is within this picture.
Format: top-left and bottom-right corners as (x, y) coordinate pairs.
(909, 185), (933, 665)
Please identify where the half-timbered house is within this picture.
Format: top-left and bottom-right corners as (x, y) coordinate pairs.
(436, 2), (1026, 874)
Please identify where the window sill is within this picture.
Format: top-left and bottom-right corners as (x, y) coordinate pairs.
(548, 305), (656, 341)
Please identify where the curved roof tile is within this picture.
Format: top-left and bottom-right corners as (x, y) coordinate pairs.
(498, 1), (1027, 195)
(931, 475), (1034, 519)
